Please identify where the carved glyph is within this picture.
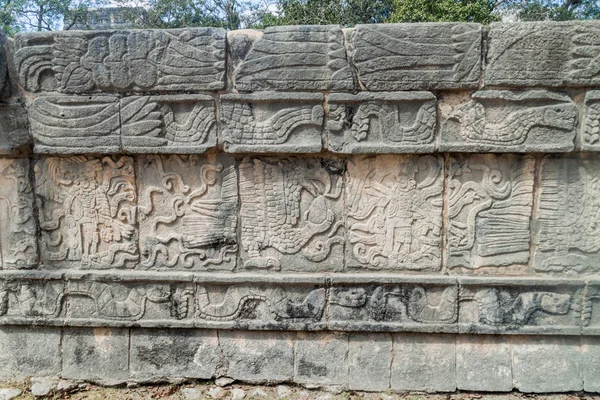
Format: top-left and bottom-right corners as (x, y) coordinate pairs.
(35, 156), (138, 269)
(326, 92), (436, 153)
(447, 154), (535, 270)
(441, 91), (578, 152)
(345, 155), (443, 271)
(137, 155), (237, 271)
(239, 157), (344, 272)
(583, 91), (600, 150)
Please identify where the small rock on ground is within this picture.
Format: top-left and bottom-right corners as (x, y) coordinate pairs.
(249, 388), (268, 398)
(216, 377), (235, 387)
(30, 381), (53, 397)
(231, 388), (246, 400)
(56, 379), (78, 392)
(277, 385), (292, 398)
(208, 387), (228, 399)
(0, 389), (22, 400)
(181, 387), (203, 400)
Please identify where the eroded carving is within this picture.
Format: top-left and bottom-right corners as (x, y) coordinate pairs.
(137, 155), (237, 271)
(583, 90), (600, 150)
(346, 155), (443, 271)
(35, 156), (138, 269)
(447, 154), (535, 269)
(239, 157), (344, 272)
(441, 91), (578, 152)
(0, 103), (31, 155)
(326, 92), (436, 153)
(0, 280), (64, 317)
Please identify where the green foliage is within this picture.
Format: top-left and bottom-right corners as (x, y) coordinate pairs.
(389, 0), (499, 24)
(514, 0), (600, 20)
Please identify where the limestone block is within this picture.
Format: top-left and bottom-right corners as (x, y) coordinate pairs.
(512, 336), (583, 392)
(325, 92), (436, 153)
(221, 93), (324, 153)
(534, 154), (600, 274)
(62, 327), (130, 385)
(294, 332), (348, 387)
(390, 333), (456, 392)
(0, 32), (6, 97)
(458, 279), (584, 335)
(0, 103), (31, 155)
(130, 329), (220, 380)
(440, 91), (578, 152)
(446, 154), (535, 270)
(0, 158), (37, 268)
(35, 156), (138, 269)
(0, 279), (64, 319)
(239, 157), (344, 272)
(136, 155), (237, 271)
(345, 155), (443, 271)
(219, 331), (295, 383)
(351, 23), (481, 91)
(229, 26), (353, 92)
(121, 95), (217, 153)
(456, 335), (512, 391)
(348, 333), (391, 391)
(486, 21), (600, 87)
(582, 90), (600, 150)
(582, 337), (600, 392)
(28, 95), (121, 153)
(0, 326), (61, 380)
(14, 28), (226, 93)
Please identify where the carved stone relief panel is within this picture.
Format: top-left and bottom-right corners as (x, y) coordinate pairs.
(14, 28), (226, 93)
(136, 155), (237, 271)
(582, 283), (600, 334)
(486, 21), (600, 87)
(582, 90), (600, 150)
(0, 103), (31, 156)
(350, 23), (482, 90)
(221, 93), (324, 153)
(441, 91), (578, 152)
(229, 26), (353, 92)
(121, 95), (217, 153)
(0, 159), (37, 268)
(534, 154), (600, 274)
(345, 155), (443, 271)
(28, 96), (121, 154)
(447, 154), (535, 270)
(0, 279), (64, 318)
(325, 92), (436, 153)
(35, 156), (138, 269)
(239, 157), (345, 272)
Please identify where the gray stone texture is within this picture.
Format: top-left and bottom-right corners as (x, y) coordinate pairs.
(582, 337), (600, 392)
(351, 23), (482, 90)
(583, 90), (600, 150)
(0, 103), (31, 155)
(0, 326), (61, 380)
(456, 335), (512, 392)
(486, 21), (600, 87)
(348, 333), (391, 392)
(294, 332), (348, 387)
(0, 32), (6, 97)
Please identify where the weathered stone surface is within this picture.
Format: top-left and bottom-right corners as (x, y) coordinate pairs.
(239, 157), (344, 272)
(486, 21), (600, 87)
(121, 95), (217, 153)
(351, 23), (481, 90)
(0, 389), (22, 400)
(294, 332), (348, 387)
(30, 379), (53, 397)
(14, 29), (226, 93)
(219, 331), (295, 383)
(229, 26), (353, 92)
(583, 91), (600, 150)
(441, 91), (578, 152)
(456, 335), (512, 391)
(582, 337), (600, 392)
(35, 156), (138, 269)
(512, 336), (583, 392)
(130, 329), (220, 380)
(0, 158), (37, 269)
(345, 155), (443, 271)
(0, 32), (6, 97)
(0, 103), (31, 155)
(0, 326), (61, 380)
(390, 333), (456, 392)
(0, 278), (64, 319)
(447, 154), (535, 270)
(534, 154), (600, 274)
(348, 333), (391, 391)
(62, 327), (130, 384)
(221, 93), (324, 153)
(326, 92), (436, 153)
(136, 154), (237, 271)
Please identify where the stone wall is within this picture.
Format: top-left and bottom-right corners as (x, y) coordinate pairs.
(0, 22), (599, 392)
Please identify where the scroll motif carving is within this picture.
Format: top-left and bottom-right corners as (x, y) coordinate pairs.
(239, 157), (344, 272)
(345, 155), (443, 271)
(326, 92), (436, 153)
(14, 29), (226, 93)
(447, 154), (535, 270)
(583, 90), (600, 150)
(0, 280), (64, 317)
(137, 155), (238, 271)
(35, 156), (138, 269)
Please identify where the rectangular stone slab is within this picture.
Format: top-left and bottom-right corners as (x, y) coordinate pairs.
(221, 93), (324, 153)
(351, 23), (482, 90)
(14, 28), (226, 93)
(326, 92), (436, 153)
(0, 103), (32, 156)
(486, 21), (600, 87)
(440, 91), (578, 152)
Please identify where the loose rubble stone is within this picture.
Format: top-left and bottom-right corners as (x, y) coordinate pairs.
(30, 381), (53, 397)
(181, 387), (204, 400)
(0, 389), (21, 400)
(276, 385), (292, 398)
(215, 377), (235, 387)
(249, 388), (268, 398)
(56, 380), (78, 392)
(208, 387), (229, 399)
(231, 388), (246, 400)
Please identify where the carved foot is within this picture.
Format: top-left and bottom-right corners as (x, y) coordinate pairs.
(244, 257), (281, 270)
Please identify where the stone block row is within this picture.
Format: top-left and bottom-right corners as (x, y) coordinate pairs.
(0, 326), (598, 393)
(2, 153), (600, 275)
